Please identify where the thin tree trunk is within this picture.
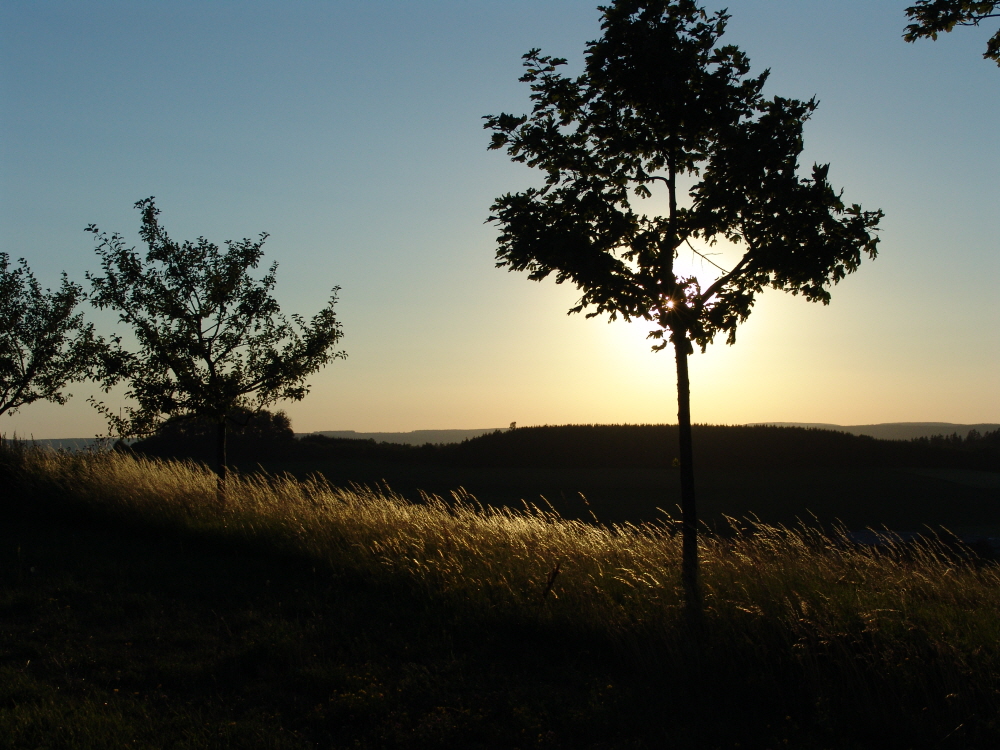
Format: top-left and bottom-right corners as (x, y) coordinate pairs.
(673, 333), (700, 614)
(216, 418), (228, 508)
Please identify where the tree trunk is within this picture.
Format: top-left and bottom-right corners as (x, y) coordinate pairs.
(673, 333), (700, 614)
(215, 418), (228, 508)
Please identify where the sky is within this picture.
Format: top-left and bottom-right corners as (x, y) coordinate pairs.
(1, 0), (997, 438)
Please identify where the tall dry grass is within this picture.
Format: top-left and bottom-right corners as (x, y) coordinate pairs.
(7, 443), (998, 644)
(6, 441), (1000, 742)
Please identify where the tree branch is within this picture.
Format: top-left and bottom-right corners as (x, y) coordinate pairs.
(699, 242), (757, 304)
(684, 238), (728, 273)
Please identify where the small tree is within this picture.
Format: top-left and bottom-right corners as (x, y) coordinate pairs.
(0, 253), (103, 420)
(485, 0), (882, 608)
(87, 198), (345, 494)
(130, 408), (295, 464)
(904, 1), (1000, 65)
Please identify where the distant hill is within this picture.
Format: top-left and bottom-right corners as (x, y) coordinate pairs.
(440, 424), (1000, 472)
(10, 429), (503, 452)
(21, 422), (1000, 453)
(299, 429), (503, 445)
(752, 422), (1000, 441)
(291, 423), (1000, 473)
(17, 438), (105, 452)
(302, 423), (1000, 446)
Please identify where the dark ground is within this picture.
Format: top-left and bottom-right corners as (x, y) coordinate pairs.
(0, 503), (859, 750)
(2, 447), (998, 749)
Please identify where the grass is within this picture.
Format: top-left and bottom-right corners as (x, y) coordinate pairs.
(251, 456), (1000, 531)
(2, 442), (999, 748)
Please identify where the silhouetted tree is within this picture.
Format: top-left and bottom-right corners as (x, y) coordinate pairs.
(485, 0), (882, 608)
(131, 408), (295, 464)
(0, 253), (104, 419)
(86, 198), (345, 499)
(904, 1), (999, 64)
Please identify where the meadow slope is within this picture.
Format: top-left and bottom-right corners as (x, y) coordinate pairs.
(2, 442), (999, 748)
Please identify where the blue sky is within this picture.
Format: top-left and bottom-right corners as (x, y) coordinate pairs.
(2, 1), (997, 438)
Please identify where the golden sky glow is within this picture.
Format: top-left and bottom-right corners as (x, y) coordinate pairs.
(1, 1), (997, 438)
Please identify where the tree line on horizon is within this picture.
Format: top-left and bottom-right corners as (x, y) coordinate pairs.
(127, 414), (1000, 474)
(1, 1), (994, 603)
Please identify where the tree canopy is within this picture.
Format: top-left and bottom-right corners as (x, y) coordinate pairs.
(86, 198), (345, 477)
(486, 1), (882, 353)
(0, 253), (104, 419)
(904, 0), (1000, 64)
(485, 0), (883, 606)
(129, 408), (296, 464)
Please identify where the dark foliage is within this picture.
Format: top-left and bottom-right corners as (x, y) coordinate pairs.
(296, 432), (438, 462)
(130, 408), (295, 465)
(914, 427), (1000, 448)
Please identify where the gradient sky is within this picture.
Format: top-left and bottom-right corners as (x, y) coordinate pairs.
(2, 0), (997, 438)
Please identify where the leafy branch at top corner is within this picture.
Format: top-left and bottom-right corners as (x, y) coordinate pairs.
(904, 0), (1000, 64)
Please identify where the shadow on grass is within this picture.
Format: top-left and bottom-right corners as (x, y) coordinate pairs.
(2, 492), (997, 749)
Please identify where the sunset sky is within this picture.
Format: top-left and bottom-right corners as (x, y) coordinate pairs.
(2, 1), (997, 439)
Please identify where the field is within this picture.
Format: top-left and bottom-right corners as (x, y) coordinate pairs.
(2, 441), (1000, 748)
(258, 457), (1000, 533)
(139, 422), (1000, 533)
